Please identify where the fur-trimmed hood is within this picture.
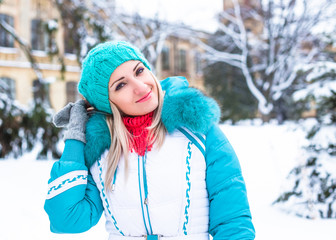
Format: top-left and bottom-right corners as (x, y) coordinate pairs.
(84, 76), (220, 168)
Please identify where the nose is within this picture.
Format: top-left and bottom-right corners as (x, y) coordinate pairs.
(132, 78), (148, 95)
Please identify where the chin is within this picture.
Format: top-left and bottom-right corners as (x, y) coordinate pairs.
(141, 109), (156, 116)
(125, 102), (158, 116)
(139, 105), (158, 116)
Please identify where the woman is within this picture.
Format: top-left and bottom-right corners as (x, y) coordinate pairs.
(44, 41), (255, 240)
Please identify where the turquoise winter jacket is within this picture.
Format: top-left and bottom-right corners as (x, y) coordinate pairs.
(44, 76), (255, 239)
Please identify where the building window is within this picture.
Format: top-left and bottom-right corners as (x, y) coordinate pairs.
(66, 81), (80, 103)
(178, 49), (187, 73)
(31, 19), (49, 51)
(64, 23), (79, 55)
(0, 77), (15, 99)
(33, 79), (50, 104)
(0, 14), (14, 48)
(194, 51), (202, 75)
(161, 46), (170, 71)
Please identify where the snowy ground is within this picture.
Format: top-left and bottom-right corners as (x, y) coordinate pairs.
(0, 121), (335, 240)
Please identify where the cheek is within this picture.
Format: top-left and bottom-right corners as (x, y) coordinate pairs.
(153, 83), (160, 101)
(115, 98), (131, 110)
(109, 92), (130, 111)
(154, 89), (159, 103)
(114, 100), (133, 115)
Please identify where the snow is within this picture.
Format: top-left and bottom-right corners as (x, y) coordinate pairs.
(0, 60), (81, 72)
(0, 46), (18, 54)
(292, 61), (336, 102)
(1, 121), (336, 240)
(293, 80), (336, 102)
(47, 19), (58, 31)
(311, 126), (336, 149)
(31, 50), (48, 57)
(305, 62), (336, 83)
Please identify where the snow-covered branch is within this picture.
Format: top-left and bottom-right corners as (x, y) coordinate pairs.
(203, 0), (335, 117)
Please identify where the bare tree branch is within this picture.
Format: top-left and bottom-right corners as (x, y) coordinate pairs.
(200, 0), (334, 116)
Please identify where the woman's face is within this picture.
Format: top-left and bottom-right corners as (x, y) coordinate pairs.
(108, 60), (159, 116)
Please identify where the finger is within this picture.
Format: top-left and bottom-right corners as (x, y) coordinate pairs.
(52, 102), (73, 127)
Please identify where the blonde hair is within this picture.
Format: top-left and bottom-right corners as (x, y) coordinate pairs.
(104, 72), (166, 190)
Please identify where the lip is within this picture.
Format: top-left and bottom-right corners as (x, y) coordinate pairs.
(136, 91), (152, 103)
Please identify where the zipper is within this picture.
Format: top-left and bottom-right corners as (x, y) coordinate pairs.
(138, 153), (153, 235)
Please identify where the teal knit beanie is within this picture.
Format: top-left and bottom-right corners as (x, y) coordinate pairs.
(78, 41), (151, 114)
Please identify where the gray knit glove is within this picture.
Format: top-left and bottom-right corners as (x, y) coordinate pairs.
(53, 99), (89, 143)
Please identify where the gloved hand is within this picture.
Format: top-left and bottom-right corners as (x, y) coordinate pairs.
(160, 76), (189, 96)
(53, 99), (89, 143)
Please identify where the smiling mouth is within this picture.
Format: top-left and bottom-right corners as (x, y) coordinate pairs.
(136, 91), (152, 103)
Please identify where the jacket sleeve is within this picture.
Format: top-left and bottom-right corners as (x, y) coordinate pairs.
(44, 139), (104, 233)
(205, 124), (255, 240)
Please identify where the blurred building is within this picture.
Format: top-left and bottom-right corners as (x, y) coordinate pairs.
(155, 35), (205, 91)
(0, 0), (206, 111)
(0, 0), (81, 111)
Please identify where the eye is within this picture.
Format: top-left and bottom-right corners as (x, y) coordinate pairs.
(115, 82), (126, 91)
(136, 67), (144, 76)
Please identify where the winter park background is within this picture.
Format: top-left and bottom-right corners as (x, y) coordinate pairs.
(1, 121), (336, 240)
(1, 0), (336, 239)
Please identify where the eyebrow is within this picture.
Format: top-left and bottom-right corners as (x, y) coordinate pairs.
(133, 61), (141, 71)
(110, 77), (124, 89)
(110, 61), (142, 89)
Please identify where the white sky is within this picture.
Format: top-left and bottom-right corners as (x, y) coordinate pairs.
(115, 0), (223, 32)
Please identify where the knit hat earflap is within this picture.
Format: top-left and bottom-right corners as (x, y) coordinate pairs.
(78, 41), (151, 114)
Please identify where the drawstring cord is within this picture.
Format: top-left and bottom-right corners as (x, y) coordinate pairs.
(112, 167), (118, 191)
(142, 148), (153, 234)
(138, 154), (149, 235)
(143, 150), (149, 205)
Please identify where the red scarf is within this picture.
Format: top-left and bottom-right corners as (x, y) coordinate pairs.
(122, 112), (154, 156)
